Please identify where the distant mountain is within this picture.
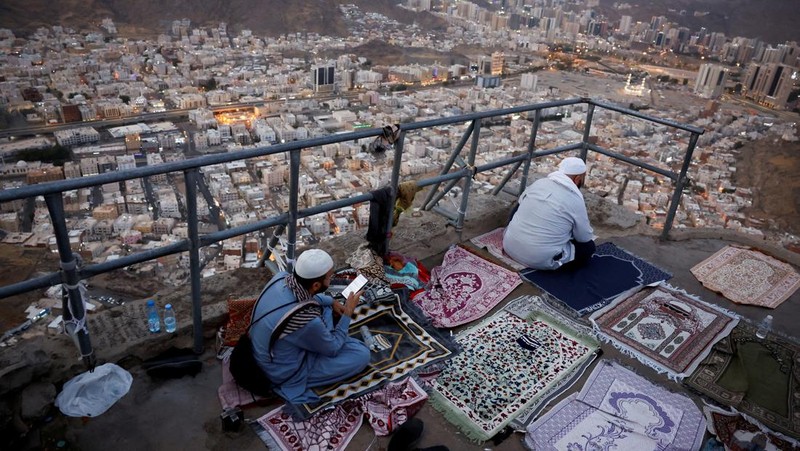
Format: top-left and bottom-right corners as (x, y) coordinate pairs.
(0, 0), (446, 38)
(0, 0), (795, 46)
(596, 0), (799, 45)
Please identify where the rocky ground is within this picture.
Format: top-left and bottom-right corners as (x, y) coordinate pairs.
(733, 137), (800, 238)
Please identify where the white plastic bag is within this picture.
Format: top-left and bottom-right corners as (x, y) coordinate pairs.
(55, 363), (133, 417)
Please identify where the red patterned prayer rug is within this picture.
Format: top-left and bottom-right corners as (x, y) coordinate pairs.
(591, 283), (738, 379)
(252, 377), (428, 450)
(469, 227), (525, 270)
(253, 400), (364, 451)
(704, 405), (800, 451)
(412, 245), (521, 328)
(691, 245), (800, 308)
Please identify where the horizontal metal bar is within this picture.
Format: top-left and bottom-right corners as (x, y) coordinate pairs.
(77, 241), (189, 278)
(298, 194), (375, 219)
(432, 205), (460, 221)
(199, 214), (289, 246)
(587, 143), (677, 180)
(401, 98), (585, 132)
(475, 154), (529, 173)
(589, 99), (705, 135)
(0, 272), (62, 299)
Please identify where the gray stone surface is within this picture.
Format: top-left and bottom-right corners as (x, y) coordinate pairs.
(20, 382), (56, 420)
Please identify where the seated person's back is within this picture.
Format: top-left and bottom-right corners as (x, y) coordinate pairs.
(503, 157), (595, 270)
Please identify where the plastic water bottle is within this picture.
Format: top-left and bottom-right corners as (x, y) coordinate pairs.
(756, 314), (773, 339)
(164, 304), (177, 333)
(360, 325), (376, 350)
(146, 300), (161, 333)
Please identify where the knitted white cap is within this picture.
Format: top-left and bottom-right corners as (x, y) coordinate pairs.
(559, 157), (587, 175)
(295, 249), (334, 279)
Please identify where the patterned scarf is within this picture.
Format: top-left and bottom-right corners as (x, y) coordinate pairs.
(275, 273), (323, 343)
(285, 273), (312, 303)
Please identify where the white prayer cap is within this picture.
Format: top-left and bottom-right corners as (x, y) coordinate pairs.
(295, 249), (334, 279)
(559, 157), (587, 175)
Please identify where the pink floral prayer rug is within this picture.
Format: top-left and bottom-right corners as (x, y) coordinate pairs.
(469, 227), (525, 270)
(252, 377), (428, 450)
(590, 284), (738, 379)
(411, 245), (521, 328)
(690, 245), (800, 308)
(429, 298), (600, 441)
(525, 360), (706, 451)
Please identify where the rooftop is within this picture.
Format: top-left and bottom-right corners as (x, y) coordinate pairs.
(3, 190), (799, 450)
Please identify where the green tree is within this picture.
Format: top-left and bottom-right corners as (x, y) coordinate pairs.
(119, 95), (131, 104)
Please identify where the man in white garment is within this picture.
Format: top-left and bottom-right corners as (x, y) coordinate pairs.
(503, 156), (596, 270)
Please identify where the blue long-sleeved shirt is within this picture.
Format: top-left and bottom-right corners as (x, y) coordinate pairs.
(249, 272), (352, 403)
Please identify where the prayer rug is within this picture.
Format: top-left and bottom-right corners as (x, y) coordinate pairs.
(591, 283), (739, 379)
(685, 322), (800, 440)
(361, 377), (428, 436)
(411, 245), (521, 328)
(506, 295), (601, 431)
(253, 400), (364, 451)
(690, 245), (800, 308)
(217, 355), (278, 410)
(429, 298), (600, 441)
(520, 242), (672, 316)
(469, 227), (525, 270)
(252, 377), (428, 451)
(525, 360), (706, 451)
(294, 300), (458, 418)
(703, 405), (800, 451)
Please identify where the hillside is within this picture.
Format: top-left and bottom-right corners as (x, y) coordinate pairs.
(596, 0), (799, 45)
(0, 0), (448, 38)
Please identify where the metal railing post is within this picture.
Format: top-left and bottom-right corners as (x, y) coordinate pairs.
(581, 103), (595, 161)
(385, 130), (406, 243)
(456, 119), (481, 232)
(490, 160), (522, 196)
(286, 149), (301, 270)
(422, 121), (474, 210)
(44, 193), (96, 371)
(518, 109), (541, 195)
(662, 132), (700, 239)
(184, 169), (204, 354)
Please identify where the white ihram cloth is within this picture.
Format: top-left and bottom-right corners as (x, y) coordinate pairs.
(503, 171), (594, 270)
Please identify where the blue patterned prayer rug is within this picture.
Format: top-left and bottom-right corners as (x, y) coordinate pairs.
(520, 242), (672, 316)
(525, 360), (706, 451)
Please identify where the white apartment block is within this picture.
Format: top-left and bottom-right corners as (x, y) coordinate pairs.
(54, 127), (100, 147)
(159, 192), (181, 218)
(112, 214), (135, 234)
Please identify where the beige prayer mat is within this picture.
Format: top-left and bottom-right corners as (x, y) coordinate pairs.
(690, 245), (800, 308)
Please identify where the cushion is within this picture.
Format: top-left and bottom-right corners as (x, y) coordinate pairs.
(223, 297), (257, 346)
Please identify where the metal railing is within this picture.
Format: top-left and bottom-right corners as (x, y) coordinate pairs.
(0, 97), (704, 369)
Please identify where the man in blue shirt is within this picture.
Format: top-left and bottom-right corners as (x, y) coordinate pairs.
(249, 249), (370, 404)
(503, 156), (596, 270)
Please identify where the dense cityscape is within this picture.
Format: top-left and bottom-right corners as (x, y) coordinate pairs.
(0, 0), (798, 292)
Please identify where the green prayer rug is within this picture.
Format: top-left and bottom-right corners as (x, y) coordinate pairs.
(429, 296), (601, 441)
(685, 321), (800, 440)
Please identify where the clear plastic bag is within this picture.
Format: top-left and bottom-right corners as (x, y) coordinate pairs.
(55, 363), (133, 417)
